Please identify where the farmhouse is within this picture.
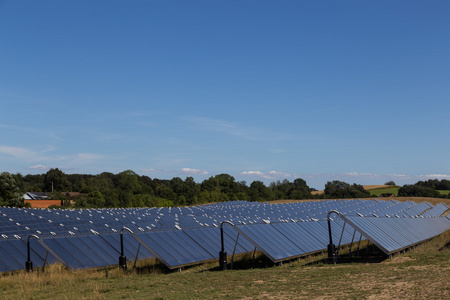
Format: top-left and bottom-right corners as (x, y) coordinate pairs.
(23, 192), (62, 208)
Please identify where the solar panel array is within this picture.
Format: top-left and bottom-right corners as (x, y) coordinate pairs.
(0, 199), (449, 272)
(341, 215), (449, 254)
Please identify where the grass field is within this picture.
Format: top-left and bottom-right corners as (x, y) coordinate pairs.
(312, 185), (401, 196)
(1, 231), (449, 299)
(438, 190), (450, 196)
(367, 186), (399, 196)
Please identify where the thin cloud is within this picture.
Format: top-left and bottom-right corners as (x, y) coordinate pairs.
(187, 117), (253, 139)
(343, 172), (380, 178)
(417, 174), (450, 180)
(27, 164), (49, 170)
(0, 145), (103, 169)
(186, 116), (297, 142)
(141, 168), (209, 176)
(181, 168), (208, 175)
(0, 145), (41, 160)
(241, 170), (294, 180)
(141, 168), (161, 173)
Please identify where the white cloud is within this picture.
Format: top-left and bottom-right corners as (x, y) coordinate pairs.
(417, 174), (450, 180)
(181, 168), (209, 175)
(343, 172), (380, 178)
(268, 170), (294, 178)
(241, 170), (294, 180)
(141, 168), (160, 173)
(241, 171), (265, 176)
(27, 164), (49, 170)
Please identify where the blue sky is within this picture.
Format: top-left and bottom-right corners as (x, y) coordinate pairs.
(1, 1), (449, 189)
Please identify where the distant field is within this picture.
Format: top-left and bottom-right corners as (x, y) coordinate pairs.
(368, 186), (399, 196)
(312, 185), (449, 198)
(311, 185), (399, 196)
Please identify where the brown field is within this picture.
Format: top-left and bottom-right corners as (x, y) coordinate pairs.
(311, 185), (391, 195)
(363, 185), (391, 190)
(271, 197), (450, 207)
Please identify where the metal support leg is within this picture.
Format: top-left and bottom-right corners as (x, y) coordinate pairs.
(119, 228), (131, 272)
(26, 235), (40, 272)
(219, 221), (234, 271)
(356, 234), (362, 257)
(349, 229), (356, 258)
(133, 243), (141, 273)
(327, 210), (341, 265)
(231, 233), (239, 270)
(42, 251), (49, 272)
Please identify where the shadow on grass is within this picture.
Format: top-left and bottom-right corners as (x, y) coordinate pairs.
(132, 246), (393, 274)
(206, 254), (276, 272)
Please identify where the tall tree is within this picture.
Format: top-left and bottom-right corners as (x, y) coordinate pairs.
(0, 172), (23, 206)
(44, 168), (72, 192)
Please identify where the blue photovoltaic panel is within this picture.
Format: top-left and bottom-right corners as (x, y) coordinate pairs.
(296, 221), (328, 249)
(184, 228), (220, 257)
(77, 235), (118, 265)
(271, 222), (311, 254)
(344, 216), (400, 253)
(422, 203), (449, 217)
(0, 200), (449, 272)
(0, 240), (26, 271)
(234, 223), (304, 262)
(341, 215), (450, 255)
(133, 230), (215, 269)
(222, 226), (255, 253)
(41, 237), (87, 270)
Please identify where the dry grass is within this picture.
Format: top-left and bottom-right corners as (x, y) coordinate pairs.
(311, 185), (391, 195)
(270, 196), (450, 207)
(363, 185), (391, 190)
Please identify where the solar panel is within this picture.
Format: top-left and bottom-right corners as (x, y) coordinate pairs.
(0, 199), (449, 272)
(339, 214), (450, 255)
(233, 223), (304, 262)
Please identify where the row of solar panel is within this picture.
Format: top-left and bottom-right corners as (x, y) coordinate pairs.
(2, 199), (447, 240)
(0, 217), (356, 272)
(0, 200), (449, 272)
(3, 214), (448, 273)
(343, 215), (450, 254)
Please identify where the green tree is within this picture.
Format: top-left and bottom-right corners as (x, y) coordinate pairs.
(116, 170), (141, 207)
(249, 180), (273, 202)
(0, 172), (23, 206)
(324, 180), (370, 198)
(44, 168), (72, 192)
(87, 190), (106, 207)
(184, 177), (199, 205)
(398, 185), (441, 197)
(289, 178), (312, 199)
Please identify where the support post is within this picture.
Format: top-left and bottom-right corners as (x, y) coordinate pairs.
(119, 227), (133, 272)
(26, 234), (40, 272)
(219, 221), (234, 271)
(327, 210), (341, 265)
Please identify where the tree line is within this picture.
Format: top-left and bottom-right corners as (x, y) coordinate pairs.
(1, 169), (449, 208)
(398, 179), (450, 198)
